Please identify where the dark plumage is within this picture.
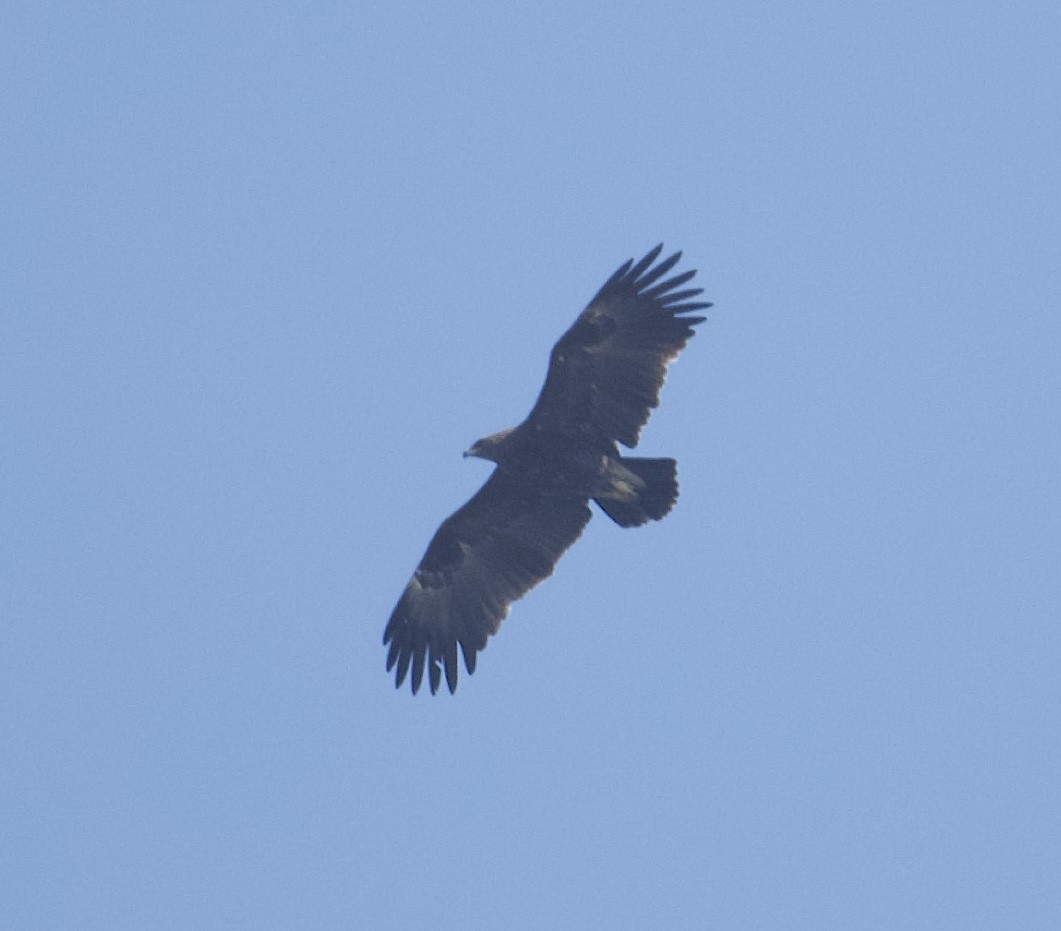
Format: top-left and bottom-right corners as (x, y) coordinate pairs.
(384, 245), (710, 694)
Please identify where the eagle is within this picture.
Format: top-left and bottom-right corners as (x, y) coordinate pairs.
(384, 245), (710, 694)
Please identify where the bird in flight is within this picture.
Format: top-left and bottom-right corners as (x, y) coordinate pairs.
(384, 245), (710, 694)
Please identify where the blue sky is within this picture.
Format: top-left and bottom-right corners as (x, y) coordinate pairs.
(4, 2), (1059, 928)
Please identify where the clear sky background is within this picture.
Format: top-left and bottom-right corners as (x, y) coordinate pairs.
(3, 2), (1059, 929)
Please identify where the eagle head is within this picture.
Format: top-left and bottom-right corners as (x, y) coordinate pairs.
(464, 428), (515, 462)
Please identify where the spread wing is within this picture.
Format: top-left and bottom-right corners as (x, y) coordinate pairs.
(526, 244), (710, 448)
(383, 471), (592, 694)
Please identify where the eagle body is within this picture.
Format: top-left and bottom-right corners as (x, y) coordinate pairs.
(468, 426), (619, 498)
(384, 245), (710, 694)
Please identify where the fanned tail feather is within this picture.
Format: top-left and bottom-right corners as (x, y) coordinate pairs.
(594, 457), (679, 528)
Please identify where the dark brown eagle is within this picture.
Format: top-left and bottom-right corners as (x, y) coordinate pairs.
(384, 245), (710, 694)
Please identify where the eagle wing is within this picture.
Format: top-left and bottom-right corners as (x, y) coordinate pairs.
(526, 244), (710, 449)
(384, 471), (592, 694)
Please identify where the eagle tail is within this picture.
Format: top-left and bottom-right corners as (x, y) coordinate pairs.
(595, 457), (678, 528)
